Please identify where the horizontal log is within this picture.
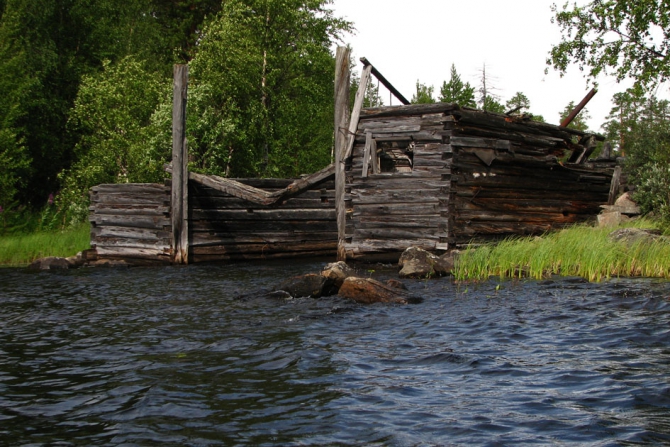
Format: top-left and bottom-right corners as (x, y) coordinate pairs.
(90, 193), (171, 206)
(93, 237), (171, 250)
(360, 103), (459, 119)
(90, 214), (171, 229)
(348, 178), (448, 190)
(190, 220), (336, 233)
(190, 241), (336, 255)
(96, 246), (172, 259)
(352, 228), (444, 240)
(190, 231), (337, 246)
(190, 208), (335, 221)
(455, 198), (605, 214)
(90, 204), (170, 216)
(449, 136), (511, 150)
(190, 249), (336, 263)
(348, 188), (443, 203)
(91, 183), (170, 194)
(190, 197), (334, 210)
(453, 186), (609, 202)
(91, 226), (171, 240)
(352, 203), (441, 216)
(345, 238), (437, 253)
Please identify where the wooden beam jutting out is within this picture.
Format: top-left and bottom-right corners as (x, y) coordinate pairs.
(360, 57), (410, 106)
(171, 64), (189, 264)
(334, 46), (351, 261)
(560, 88), (597, 128)
(344, 63), (372, 159)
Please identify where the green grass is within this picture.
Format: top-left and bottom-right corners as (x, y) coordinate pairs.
(0, 223), (91, 267)
(453, 220), (670, 282)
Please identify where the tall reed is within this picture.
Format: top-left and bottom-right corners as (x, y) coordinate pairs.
(453, 221), (670, 281)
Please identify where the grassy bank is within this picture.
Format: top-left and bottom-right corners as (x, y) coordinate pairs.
(454, 220), (670, 282)
(0, 224), (91, 267)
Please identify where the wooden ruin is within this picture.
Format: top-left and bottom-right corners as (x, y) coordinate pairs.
(89, 49), (618, 265)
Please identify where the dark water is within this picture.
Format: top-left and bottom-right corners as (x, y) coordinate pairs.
(1, 262), (670, 446)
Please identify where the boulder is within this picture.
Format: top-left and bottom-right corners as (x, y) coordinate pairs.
(614, 192), (642, 215)
(28, 256), (70, 270)
(609, 228), (663, 245)
(321, 261), (356, 288)
(598, 211), (629, 227)
(338, 277), (413, 304)
(274, 273), (336, 298)
(385, 279), (407, 290)
(398, 246), (454, 278)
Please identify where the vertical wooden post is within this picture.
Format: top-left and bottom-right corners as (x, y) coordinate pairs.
(334, 46), (350, 262)
(172, 64), (189, 264)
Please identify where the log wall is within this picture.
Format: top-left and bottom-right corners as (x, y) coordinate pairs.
(344, 103), (614, 260)
(90, 183), (172, 264)
(188, 178), (337, 262)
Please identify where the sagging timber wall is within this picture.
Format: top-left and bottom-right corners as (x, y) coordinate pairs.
(344, 103), (614, 261)
(90, 183), (172, 264)
(90, 178), (338, 264)
(188, 178), (337, 262)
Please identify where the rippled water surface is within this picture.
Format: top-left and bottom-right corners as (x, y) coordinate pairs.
(1, 262), (670, 446)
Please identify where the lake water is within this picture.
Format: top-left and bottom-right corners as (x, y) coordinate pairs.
(1, 261), (670, 446)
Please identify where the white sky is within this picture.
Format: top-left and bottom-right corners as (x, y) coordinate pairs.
(330, 0), (636, 132)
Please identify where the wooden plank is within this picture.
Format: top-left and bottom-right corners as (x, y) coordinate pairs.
(353, 228), (443, 240)
(608, 166), (622, 205)
(344, 63), (372, 159)
(190, 220), (336, 233)
(188, 172), (275, 205)
(191, 241), (336, 255)
(360, 103), (459, 119)
(191, 232), (338, 246)
(360, 57), (410, 105)
(90, 214), (171, 229)
(172, 64), (189, 264)
(362, 131), (372, 178)
(190, 208), (335, 221)
(352, 203), (440, 216)
(91, 226), (171, 241)
(92, 183), (170, 194)
(334, 46), (350, 261)
(96, 246), (172, 259)
(190, 249), (336, 263)
(89, 204), (170, 216)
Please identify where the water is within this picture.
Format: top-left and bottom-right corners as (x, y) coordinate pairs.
(1, 262), (670, 446)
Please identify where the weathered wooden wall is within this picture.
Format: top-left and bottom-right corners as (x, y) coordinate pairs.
(344, 104), (456, 260)
(188, 178), (337, 262)
(344, 103), (614, 260)
(90, 183), (172, 264)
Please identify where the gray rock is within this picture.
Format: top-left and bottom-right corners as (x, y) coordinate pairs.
(28, 257), (70, 270)
(275, 273), (336, 298)
(321, 261), (356, 288)
(598, 211), (629, 227)
(398, 247), (453, 278)
(608, 227), (663, 245)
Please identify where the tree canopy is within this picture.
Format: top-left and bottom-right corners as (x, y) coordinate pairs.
(439, 64), (476, 107)
(548, 0), (670, 87)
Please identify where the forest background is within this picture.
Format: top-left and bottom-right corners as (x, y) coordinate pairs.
(1, 0), (669, 234)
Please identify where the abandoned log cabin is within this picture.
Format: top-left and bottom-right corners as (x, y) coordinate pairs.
(89, 102), (617, 265)
(341, 102), (616, 261)
(88, 59), (618, 265)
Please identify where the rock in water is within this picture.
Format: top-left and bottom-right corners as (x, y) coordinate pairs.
(28, 257), (70, 270)
(338, 277), (413, 304)
(321, 261), (356, 288)
(275, 274), (336, 298)
(398, 247), (454, 278)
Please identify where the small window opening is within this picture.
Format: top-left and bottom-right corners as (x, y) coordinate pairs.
(378, 141), (414, 173)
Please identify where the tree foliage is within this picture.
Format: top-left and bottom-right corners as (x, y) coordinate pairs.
(0, 0), (219, 212)
(548, 0), (670, 87)
(411, 81), (436, 104)
(439, 64), (476, 107)
(57, 57), (169, 224)
(186, 0), (350, 179)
